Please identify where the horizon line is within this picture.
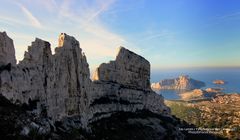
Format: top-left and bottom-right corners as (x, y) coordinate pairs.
(152, 66), (240, 71)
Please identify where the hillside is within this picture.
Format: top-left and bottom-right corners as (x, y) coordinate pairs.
(166, 94), (240, 139)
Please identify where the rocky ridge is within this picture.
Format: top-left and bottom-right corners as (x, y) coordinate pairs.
(0, 33), (92, 125)
(179, 88), (224, 101)
(0, 32), (171, 134)
(0, 31), (225, 140)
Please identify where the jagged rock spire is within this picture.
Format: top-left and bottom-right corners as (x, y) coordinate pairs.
(0, 31), (16, 66)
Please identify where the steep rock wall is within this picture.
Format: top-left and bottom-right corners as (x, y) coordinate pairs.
(0, 32), (16, 65)
(0, 33), (91, 123)
(89, 47), (169, 122)
(0, 31), (169, 129)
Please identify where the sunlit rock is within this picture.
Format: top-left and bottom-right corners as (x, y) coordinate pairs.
(0, 32), (169, 129)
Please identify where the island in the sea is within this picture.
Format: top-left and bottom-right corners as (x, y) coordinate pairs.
(151, 75), (205, 90)
(213, 80), (225, 85)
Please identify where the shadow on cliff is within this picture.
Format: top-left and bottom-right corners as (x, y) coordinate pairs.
(0, 94), (227, 140)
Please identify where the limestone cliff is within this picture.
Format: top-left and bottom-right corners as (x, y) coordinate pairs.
(93, 47), (150, 89)
(0, 32), (16, 66)
(151, 75), (205, 90)
(0, 31), (169, 128)
(90, 47), (169, 122)
(0, 33), (92, 125)
(0, 31), (223, 140)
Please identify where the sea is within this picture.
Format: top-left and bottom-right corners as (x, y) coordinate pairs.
(151, 67), (240, 100)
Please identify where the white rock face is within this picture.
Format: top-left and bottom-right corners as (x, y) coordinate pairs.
(0, 38), (51, 103)
(0, 33), (91, 123)
(93, 47), (150, 89)
(0, 32), (169, 129)
(89, 47), (169, 122)
(0, 32), (16, 65)
(47, 33), (91, 121)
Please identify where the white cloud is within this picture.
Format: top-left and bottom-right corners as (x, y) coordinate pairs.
(218, 12), (240, 20)
(38, 0), (57, 12)
(0, 15), (30, 27)
(137, 30), (176, 43)
(18, 3), (42, 28)
(86, 0), (116, 22)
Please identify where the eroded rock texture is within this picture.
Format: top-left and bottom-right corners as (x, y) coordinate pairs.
(90, 47), (169, 122)
(0, 33), (91, 126)
(0, 31), (168, 129)
(93, 47), (150, 89)
(0, 32), (16, 66)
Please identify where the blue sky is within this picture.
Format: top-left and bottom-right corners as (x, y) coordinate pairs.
(0, 0), (240, 74)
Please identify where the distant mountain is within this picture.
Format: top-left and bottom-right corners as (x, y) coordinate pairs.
(151, 75), (205, 90)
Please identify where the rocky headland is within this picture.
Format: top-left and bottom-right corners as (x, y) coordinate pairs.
(0, 31), (222, 140)
(151, 75), (205, 90)
(179, 88), (224, 101)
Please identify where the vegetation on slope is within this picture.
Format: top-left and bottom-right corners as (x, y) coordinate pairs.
(165, 97), (240, 140)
